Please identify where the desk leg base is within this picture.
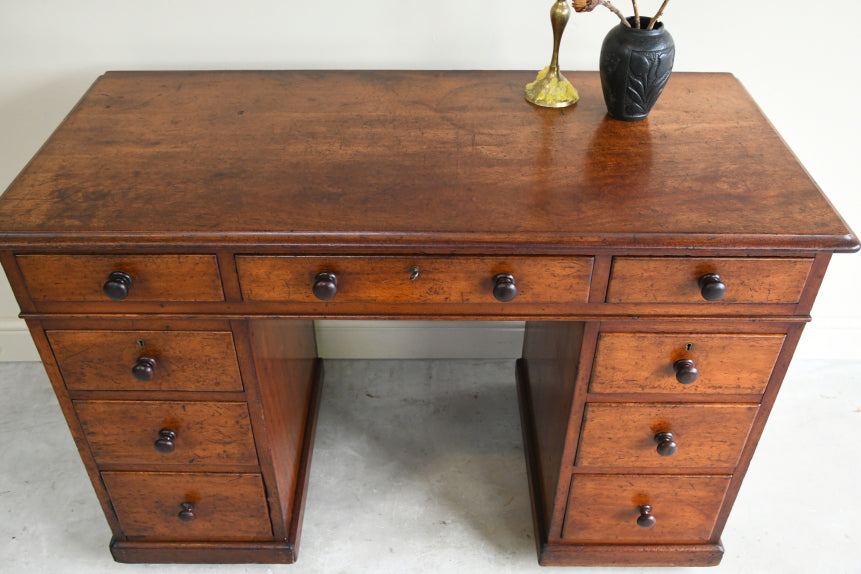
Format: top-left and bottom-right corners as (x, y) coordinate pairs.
(109, 540), (299, 564)
(534, 542), (725, 567)
(515, 359), (724, 567)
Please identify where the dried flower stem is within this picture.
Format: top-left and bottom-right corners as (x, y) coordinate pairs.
(646, 0), (670, 30)
(631, 0), (640, 28)
(601, 1), (631, 26)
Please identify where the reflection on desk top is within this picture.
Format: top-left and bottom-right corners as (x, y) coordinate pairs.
(0, 70), (856, 253)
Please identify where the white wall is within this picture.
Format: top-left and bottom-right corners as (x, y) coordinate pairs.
(1, 1), (858, 361)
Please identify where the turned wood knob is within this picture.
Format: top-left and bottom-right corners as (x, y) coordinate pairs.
(673, 359), (699, 385)
(637, 505), (656, 528)
(698, 273), (726, 301)
(312, 272), (338, 300)
(103, 271), (133, 300)
(654, 432), (678, 457)
(492, 273), (517, 302)
(177, 502), (195, 523)
(154, 428), (177, 453)
(132, 356), (157, 381)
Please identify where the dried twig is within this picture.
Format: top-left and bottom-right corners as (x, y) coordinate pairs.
(631, 0), (640, 28)
(573, 0), (632, 27)
(646, 0), (670, 30)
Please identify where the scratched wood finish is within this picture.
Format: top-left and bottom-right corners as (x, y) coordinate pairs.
(0, 72), (855, 253)
(48, 330), (243, 392)
(16, 254), (224, 302)
(605, 257), (813, 304)
(75, 400), (258, 466)
(237, 256), (593, 306)
(589, 332), (785, 395)
(562, 475), (731, 543)
(102, 471), (272, 540)
(242, 319), (318, 541)
(521, 321), (586, 533)
(575, 403), (758, 468)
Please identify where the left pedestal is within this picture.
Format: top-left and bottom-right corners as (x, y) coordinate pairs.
(24, 316), (322, 564)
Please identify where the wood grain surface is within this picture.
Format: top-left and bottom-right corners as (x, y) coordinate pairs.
(605, 257), (813, 304)
(16, 254), (224, 301)
(575, 403), (758, 468)
(0, 71), (855, 252)
(48, 330), (243, 392)
(102, 471), (272, 540)
(237, 256), (592, 305)
(562, 474), (731, 543)
(589, 332), (785, 395)
(75, 400), (258, 466)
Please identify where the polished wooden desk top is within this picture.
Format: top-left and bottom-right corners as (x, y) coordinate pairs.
(0, 70), (855, 253)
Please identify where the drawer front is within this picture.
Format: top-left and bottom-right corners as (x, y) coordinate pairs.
(236, 256), (593, 306)
(575, 403), (758, 468)
(48, 330), (243, 392)
(605, 257), (813, 304)
(589, 332), (785, 395)
(102, 471), (272, 540)
(75, 400), (258, 467)
(562, 475), (731, 543)
(16, 254), (224, 302)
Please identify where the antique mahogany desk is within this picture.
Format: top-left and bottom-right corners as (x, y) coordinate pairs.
(0, 71), (856, 567)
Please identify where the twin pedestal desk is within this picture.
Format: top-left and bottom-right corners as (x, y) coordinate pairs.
(0, 71), (856, 567)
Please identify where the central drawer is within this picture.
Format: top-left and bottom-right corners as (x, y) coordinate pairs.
(235, 256), (593, 306)
(75, 400), (259, 467)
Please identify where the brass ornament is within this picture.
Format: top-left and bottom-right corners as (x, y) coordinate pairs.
(525, 0), (579, 108)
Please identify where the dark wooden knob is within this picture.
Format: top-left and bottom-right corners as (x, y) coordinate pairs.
(154, 428), (177, 453)
(492, 273), (517, 302)
(103, 271), (133, 300)
(637, 505), (656, 528)
(673, 359), (699, 384)
(312, 272), (338, 300)
(654, 432), (678, 457)
(698, 273), (726, 301)
(132, 356), (157, 381)
(177, 502), (195, 523)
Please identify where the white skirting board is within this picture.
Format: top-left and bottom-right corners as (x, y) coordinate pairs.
(314, 320), (526, 359)
(0, 318), (856, 362)
(0, 319), (39, 362)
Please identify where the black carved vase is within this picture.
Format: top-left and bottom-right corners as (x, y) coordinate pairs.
(599, 17), (675, 121)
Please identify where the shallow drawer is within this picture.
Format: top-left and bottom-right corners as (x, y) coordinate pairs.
(589, 332), (785, 395)
(16, 254), (224, 302)
(236, 255), (592, 306)
(75, 400), (258, 467)
(575, 403), (758, 468)
(102, 471), (272, 540)
(562, 474), (731, 543)
(605, 257), (813, 304)
(48, 330), (243, 392)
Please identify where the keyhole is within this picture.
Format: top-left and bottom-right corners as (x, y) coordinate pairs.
(685, 343), (693, 352)
(137, 339), (146, 349)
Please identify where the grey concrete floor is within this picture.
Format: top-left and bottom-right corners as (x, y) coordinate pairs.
(1, 359), (858, 573)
